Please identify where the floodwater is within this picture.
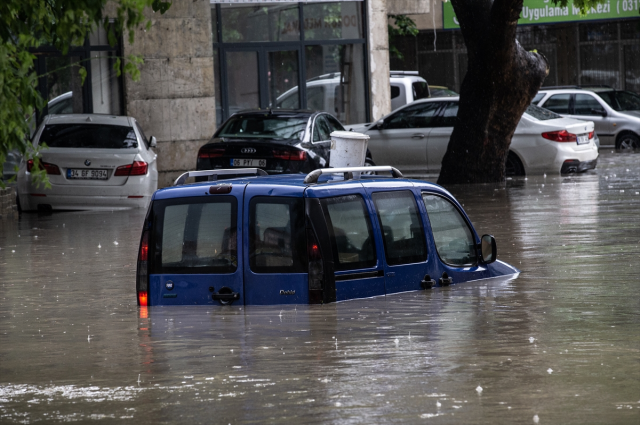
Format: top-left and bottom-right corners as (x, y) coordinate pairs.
(1, 151), (639, 424)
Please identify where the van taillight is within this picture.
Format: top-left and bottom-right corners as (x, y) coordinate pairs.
(115, 161), (148, 176)
(307, 228), (323, 291)
(137, 230), (149, 306)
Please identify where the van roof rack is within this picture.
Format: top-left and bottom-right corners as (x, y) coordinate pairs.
(304, 166), (403, 184)
(174, 168), (268, 186)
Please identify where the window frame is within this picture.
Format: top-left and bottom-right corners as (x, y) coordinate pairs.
(371, 190), (429, 266)
(421, 192), (478, 268)
(249, 196), (308, 274)
(152, 196), (239, 275)
(320, 193), (378, 272)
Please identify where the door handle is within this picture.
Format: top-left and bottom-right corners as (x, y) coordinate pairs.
(386, 272), (396, 277)
(212, 286), (240, 305)
(411, 133), (425, 139)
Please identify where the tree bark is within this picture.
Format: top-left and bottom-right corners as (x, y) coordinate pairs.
(437, 0), (549, 185)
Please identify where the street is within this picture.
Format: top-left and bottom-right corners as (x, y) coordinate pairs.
(1, 150), (639, 424)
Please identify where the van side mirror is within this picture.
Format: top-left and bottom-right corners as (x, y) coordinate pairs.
(150, 136), (157, 147)
(375, 119), (384, 130)
(480, 234), (497, 263)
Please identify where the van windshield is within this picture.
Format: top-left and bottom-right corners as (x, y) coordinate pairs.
(218, 115), (308, 140)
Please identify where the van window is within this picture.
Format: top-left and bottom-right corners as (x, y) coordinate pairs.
(250, 197), (307, 273)
(412, 82), (430, 100)
(543, 94), (571, 114)
(321, 195), (376, 271)
(422, 194), (476, 266)
(372, 191), (428, 265)
(390, 85), (400, 99)
(156, 197), (238, 273)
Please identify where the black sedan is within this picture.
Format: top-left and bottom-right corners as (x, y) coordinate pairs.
(196, 110), (375, 175)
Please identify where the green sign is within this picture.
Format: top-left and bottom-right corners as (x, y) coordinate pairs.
(443, 0), (639, 29)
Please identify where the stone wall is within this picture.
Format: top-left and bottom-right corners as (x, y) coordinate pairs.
(0, 187), (18, 220)
(387, 0), (430, 15)
(123, 0), (216, 188)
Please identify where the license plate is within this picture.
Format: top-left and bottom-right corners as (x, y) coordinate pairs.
(67, 168), (109, 180)
(577, 135), (589, 145)
(231, 158), (266, 167)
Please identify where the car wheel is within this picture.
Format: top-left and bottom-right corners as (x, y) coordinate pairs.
(616, 133), (640, 150)
(505, 151), (525, 176)
(362, 157), (377, 175)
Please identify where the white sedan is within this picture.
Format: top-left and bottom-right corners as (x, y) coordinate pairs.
(17, 114), (158, 211)
(350, 97), (598, 176)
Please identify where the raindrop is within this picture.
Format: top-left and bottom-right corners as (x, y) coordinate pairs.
(533, 414), (540, 423)
(529, 337), (535, 343)
(335, 402), (342, 407)
(476, 385), (483, 393)
(98, 244), (102, 249)
(113, 241), (119, 245)
(436, 401), (441, 407)
(547, 368), (553, 374)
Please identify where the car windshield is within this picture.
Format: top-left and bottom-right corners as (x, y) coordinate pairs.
(524, 104), (562, 121)
(412, 82), (430, 100)
(218, 115), (308, 140)
(430, 87), (458, 97)
(596, 90), (640, 111)
(39, 124), (138, 148)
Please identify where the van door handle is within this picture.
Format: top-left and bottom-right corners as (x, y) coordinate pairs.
(386, 272), (395, 277)
(411, 133), (425, 139)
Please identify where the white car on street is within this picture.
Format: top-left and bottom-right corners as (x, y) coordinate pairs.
(17, 114), (158, 211)
(349, 98), (598, 176)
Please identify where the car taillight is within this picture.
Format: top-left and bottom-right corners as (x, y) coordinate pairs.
(542, 130), (577, 142)
(273, 148), (307, 161)
(137, 229), (149, 306)
(26, 159), (61, 175)
(198, 147), (225, 159)
(588, 131), (594, 139)
(115, 161), (148, 176)
(307, 228), (323, 291)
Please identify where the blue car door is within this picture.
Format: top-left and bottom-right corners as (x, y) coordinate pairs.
(363, 182), (435, 294)
(306, 182), (386, 301)
(242, 183), (309, 305)
(147, 184), (246, 306)
(418, 186), (491, 286)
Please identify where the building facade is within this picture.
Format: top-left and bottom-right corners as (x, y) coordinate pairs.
(28, 0), (639, 187)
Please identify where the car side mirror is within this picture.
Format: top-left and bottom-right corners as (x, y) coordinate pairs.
(591, 108), (607, 117)
(150, 136), (157, 147)
(480, 234), (497, 264)
(375, 119), (384, 130)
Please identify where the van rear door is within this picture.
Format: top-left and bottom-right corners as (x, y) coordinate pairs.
(147, 184), (245, 306)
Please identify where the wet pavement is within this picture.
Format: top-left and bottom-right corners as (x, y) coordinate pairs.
(1, 150), (639, 424)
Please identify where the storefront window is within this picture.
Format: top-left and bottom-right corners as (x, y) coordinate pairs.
(220, 3), (300, 43)
(303, 2), (363, 40)
(305, 44), (366, 124)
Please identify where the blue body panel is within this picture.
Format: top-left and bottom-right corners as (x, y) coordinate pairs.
(143, 174), (519, 307)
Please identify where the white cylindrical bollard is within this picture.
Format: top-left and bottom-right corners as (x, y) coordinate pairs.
(329, 130), (370, 168)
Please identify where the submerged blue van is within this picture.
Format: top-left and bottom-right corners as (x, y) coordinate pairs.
(136, 166), (518, 306)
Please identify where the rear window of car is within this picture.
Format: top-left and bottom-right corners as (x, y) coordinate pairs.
(39, 124), (138, 149)
(249, 197), (307, 273)
(218, 115), (308, 140)
(155, 197), (238, 274)
(524, 104), (562, 121)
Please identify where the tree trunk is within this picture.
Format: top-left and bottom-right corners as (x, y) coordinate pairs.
(437, 0), (549, 185)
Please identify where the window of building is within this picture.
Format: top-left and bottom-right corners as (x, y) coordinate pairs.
(211, 1), (368, 125)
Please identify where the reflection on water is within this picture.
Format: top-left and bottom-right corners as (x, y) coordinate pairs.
(1, 151), (639, 423)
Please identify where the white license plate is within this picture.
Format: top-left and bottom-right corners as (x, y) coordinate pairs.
(231, 158), (266, 167)
(67, 169), (109, 180)
(577, 135), (589, 145)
